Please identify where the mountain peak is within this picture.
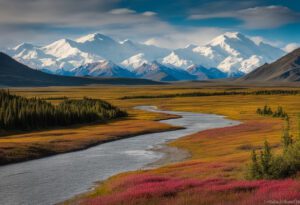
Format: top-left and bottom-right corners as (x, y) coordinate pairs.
(218, 31), (239, 39)
(71, 59), (134, 78)
(222, 32), (243, 39)
(76, 33), (114, 43)
(120, 39), (134, 45)
(185, 44), (198, 49)
(208, 32), (247, 46)
(101, 59), (116, 67)
(121, 53), (148, 70)
(187, 64), (205, 70)
(45, 38), (75, 48)
(13, 43), (36, 51)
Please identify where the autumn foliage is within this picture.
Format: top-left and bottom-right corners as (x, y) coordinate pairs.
(82, 174), (300, 205)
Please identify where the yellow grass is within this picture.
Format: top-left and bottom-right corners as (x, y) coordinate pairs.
(32, 84), (297, 205)
(0, 86), (187, 164)
(2, 84), (300, 203)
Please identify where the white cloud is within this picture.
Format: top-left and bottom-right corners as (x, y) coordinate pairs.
(109, 8), (136, 15)
(249, 36), (283, 47)
(144, 38), (160, 46)
(284, 43), (300, 52)
(0, 0), (293, 51)
(142, 11), (157, 17)
(0, 1), (163, 47)
(143, 27), (225, 49)
(189, 6), (300, 29)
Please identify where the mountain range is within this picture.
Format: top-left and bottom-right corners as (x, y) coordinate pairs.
(0, 52), (163, 87)
(4, 32), (286, 81)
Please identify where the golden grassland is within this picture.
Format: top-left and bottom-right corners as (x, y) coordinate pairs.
(5, 85), (300, 168)
(0, 119), (181, 165)
(2, 84), (300, 204)
(0, 86), (186, 164)
(34, 84), (299, 205)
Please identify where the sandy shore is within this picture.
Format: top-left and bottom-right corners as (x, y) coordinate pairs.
(146, 144), (191, 168)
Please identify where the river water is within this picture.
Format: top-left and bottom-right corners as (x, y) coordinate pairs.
(0, 106), (239, 205)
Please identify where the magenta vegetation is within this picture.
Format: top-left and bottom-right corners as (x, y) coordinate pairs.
(82, 174), (300, 205)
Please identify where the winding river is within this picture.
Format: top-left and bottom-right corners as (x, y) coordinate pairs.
(0, 106), (239, 205)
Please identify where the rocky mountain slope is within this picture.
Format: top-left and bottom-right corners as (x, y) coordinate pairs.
(241, 48), (300, 82)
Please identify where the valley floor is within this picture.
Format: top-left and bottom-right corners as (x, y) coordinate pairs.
(0, 87), (183, 165)
(3, 84), (300, 204)
(64, 84), (300, 205)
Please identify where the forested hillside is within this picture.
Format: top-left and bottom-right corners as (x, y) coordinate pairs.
(0, 90), (127, 130)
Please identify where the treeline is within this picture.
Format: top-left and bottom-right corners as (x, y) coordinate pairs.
(120, 90), (300, 100)
(0, 90), (127, 131)
(41, 96), (69, 100)
(121, 91), (246, 99)
(256, 105), (288, 119)
(248, 118), (300, 179)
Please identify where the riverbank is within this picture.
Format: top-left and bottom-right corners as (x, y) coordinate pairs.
(146, 145), (191, 169)
(0, 106), (237, 205)
(0, 117), (181, 165)
(5, 85), (300, 205)
(72, 86), (300, 205)
(62, 145), (192, 205)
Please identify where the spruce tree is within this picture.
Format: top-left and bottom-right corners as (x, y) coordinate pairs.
(282, 118), (293, 152)
(0, 90), (127, 131)
(260, 140), (272, 178)
(249, 150), (262, 179)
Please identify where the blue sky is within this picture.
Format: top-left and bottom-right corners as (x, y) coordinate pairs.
(0, 0), (299, 51)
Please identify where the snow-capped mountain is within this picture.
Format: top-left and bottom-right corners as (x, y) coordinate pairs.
(6, 33), (169, 73)
(162, 32), (285, 74)
(6, 31), (286, 81)
(6, 39), (103, 72)
(121, 53), (149, 70)
(70, 60), (134, 78)
(135, 61), (196, 81)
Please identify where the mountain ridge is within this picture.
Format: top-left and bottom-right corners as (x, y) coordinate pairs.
(240, 48), (300, 82)
(0, 52), (164, 86)
(5, 32), (286, 81)
(134, 61), (197, 81)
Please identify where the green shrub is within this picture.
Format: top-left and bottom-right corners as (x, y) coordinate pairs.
(247, 118), (300, 179)
(256, 105), (288, 119)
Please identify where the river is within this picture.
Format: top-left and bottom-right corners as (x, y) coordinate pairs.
(0, 106), (239, 205)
